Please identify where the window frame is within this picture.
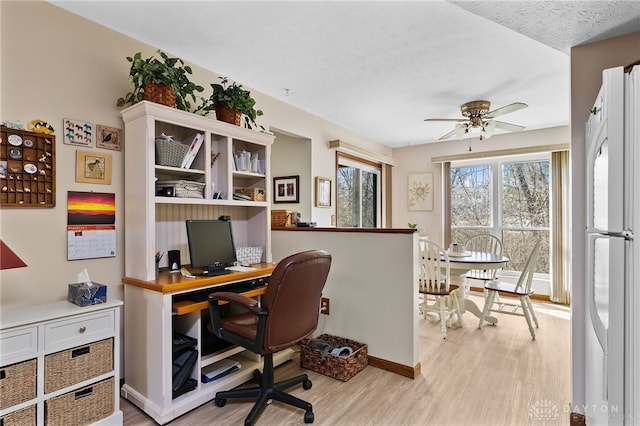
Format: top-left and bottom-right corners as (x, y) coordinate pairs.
(451, 152), (551, 279)
(336, 152), (382, 228)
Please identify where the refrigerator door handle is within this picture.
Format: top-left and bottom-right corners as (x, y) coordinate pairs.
(587, 235), (608, 354)
(603, 353), (608, 400)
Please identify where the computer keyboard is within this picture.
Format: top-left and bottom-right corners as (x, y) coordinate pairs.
(199, 269), (232, 277)
(185, 276), (269, 303)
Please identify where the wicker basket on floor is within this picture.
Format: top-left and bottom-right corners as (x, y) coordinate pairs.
(300, 334), (368, 382)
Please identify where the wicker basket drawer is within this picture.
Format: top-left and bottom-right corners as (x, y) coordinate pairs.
(0, 404), (36, 426)
(0, 359), (37, 410)
(45, 377), (114, 426)
(44, 338), (113, 393)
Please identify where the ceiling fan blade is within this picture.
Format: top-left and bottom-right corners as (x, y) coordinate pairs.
(424, 118), (467, 122)
(438, 128), (459, 140)
(485, 102), (528, 119)
(495, 121), (525, 132)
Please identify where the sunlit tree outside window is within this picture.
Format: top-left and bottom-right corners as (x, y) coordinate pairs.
(337, 155), (380, 228)
(451, 155), (550, 274)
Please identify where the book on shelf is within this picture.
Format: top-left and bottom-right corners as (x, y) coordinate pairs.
(181, 133), (204, 169)
(201, 358), (241, 383)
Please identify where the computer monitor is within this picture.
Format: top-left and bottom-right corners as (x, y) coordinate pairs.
(185, 219), (237, 276)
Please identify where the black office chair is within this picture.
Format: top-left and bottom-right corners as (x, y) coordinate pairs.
(208, 249), (332, 425)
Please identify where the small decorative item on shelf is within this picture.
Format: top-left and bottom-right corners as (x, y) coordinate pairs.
(203, 77), (264, 130)
(27, 119), (54, 135)
(234, 187), (265, 201)
(116, 50), (205, 112)
(236, 246), (264, 265)
(156, 180), (205, 199)
(155, 251), (163, 279)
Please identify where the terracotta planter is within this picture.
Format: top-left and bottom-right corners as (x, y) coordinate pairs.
(215, 104), (242, 126)
(144, 81), (176, 108)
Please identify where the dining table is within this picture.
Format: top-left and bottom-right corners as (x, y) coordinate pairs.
(445, 250), (510, 325)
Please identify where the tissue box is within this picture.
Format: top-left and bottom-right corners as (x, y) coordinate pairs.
(68, 282), (107, 306)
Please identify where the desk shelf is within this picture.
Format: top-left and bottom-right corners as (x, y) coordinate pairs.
(172, 285), (267, 315)
(122, 270), (289, 425)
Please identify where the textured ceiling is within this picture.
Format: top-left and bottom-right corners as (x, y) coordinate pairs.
(50, 1), (640, 148)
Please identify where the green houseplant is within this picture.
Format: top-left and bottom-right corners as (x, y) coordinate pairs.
(204, 77), (263, 129)
(116, 50), (204, 112)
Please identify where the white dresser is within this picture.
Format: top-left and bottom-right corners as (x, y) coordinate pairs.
(0, 299), (123, 425)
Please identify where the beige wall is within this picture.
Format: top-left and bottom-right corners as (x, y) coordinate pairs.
(271, 131), (312, 221)
(569, 31), (640, 414)
(0, 1), (389, 306)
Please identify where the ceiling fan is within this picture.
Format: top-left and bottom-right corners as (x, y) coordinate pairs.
(424, 100), (528, 141)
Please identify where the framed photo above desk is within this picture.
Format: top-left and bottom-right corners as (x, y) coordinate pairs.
(273, 175), (299, 203)
(315, 176), (332, 208)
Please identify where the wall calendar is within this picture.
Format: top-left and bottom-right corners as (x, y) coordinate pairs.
(67, 191), (116, 260)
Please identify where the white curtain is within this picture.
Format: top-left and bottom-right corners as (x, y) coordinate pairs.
(550, 150), (571, 304)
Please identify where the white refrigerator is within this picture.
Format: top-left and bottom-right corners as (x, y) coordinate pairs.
(585, 64), (639, 426)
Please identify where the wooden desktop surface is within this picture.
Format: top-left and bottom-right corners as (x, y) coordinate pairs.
(123, 263), (277, 316)
(122, 262), (277, 293)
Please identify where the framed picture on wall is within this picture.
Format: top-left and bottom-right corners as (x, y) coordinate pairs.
(63, 118), (94, 147)
(96, 125), (122, 151)
(408, 172), (433, 211)
(75, 150), (112, 185)
(273, 175), (299, 203)
(315, 176), (332, 208)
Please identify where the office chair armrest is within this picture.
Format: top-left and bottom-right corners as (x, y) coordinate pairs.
(208, 291), (268, 353)
(209, 291), (260, 310)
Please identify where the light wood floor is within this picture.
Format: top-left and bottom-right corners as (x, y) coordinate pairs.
(122, 293), (571, 425)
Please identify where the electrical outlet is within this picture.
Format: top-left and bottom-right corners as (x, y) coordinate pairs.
(320, 297), (330, 315)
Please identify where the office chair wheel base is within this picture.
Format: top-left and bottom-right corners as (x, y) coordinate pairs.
(304, 411), (314, 423)
(302, 379), (312, 390)
(214, 397), (226, 407)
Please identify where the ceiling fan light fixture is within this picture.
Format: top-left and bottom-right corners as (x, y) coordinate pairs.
(482, 119), (496, 139)
(424, 100), (527, 143)
(455, 122), (467, 139)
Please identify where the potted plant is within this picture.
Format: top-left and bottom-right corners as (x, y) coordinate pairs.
(204, 77), (264, 129)
(116, 50), (204, 112)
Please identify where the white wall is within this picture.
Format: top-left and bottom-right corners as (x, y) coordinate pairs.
(272, 229), (419, 370)
(0, 1), (390, 306)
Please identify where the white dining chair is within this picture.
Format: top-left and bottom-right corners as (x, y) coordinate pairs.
(478, 240), (542, 339)
(418, 238), (462, 339)
(464, 234), (503, 288)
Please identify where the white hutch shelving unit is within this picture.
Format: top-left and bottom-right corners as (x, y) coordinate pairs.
(121, 100), (274, 281)
(120, 101), (287, 424)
